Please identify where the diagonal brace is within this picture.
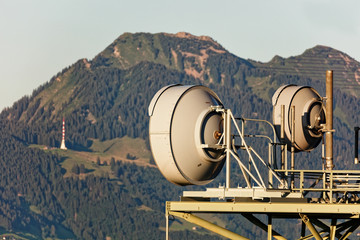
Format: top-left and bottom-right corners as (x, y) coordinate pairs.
(169, 211), (249, 240)
(299, 214), (322, 240)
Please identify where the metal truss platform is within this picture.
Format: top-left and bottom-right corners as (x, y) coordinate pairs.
(166, 200), (360, 240)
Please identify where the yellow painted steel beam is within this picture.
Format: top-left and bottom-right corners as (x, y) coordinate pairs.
(268, 215), (272, 240)
(297, 230), (327, 240)
(168, 201), (360, 215)
(169, 211), (249, 240)
(299, 214), (322, 240)
(329, 219), (336, 240)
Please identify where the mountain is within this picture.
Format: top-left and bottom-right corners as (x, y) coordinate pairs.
(0, 32), (359, 239)
(252, 45), (360, 98)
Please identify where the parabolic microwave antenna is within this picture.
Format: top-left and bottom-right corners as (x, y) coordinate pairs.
(272, 85), (326, 152)
(148, 85), (225, 186)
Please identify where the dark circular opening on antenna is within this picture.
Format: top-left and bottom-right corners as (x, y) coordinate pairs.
(200, 111), (224, 160)
(307, 101), (326, 136)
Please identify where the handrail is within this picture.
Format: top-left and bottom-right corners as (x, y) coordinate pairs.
(237, 117), (277, 144)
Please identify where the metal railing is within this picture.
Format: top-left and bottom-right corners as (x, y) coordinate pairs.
(274, 169), (360, 203)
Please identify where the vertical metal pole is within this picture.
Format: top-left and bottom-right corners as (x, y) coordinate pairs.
(300, 171), (304, 194)
(322, 136), (325, 170)
(330, 171), (333, 203)
(325, 70), (334, 170)
(291, 105), (295, 189)
(355, 127), (359, 164)
(285, 146), (287, 178)
(166, 209), (169, 240)
(268, 214), (273, 240)
(241, 118), (251, 186)
(268, 143), (273, 187)
(280, 104), (287, 187)
(329, 218), (337, 240)
(281, 105), (285, 170)
(243, 119), (252, 180)
(226, 109), (231, 189)
(241, 118), (245, 146)
(322, 172), (326, 200)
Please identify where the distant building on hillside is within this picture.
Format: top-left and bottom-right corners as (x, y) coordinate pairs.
(60, 118), (67, 150)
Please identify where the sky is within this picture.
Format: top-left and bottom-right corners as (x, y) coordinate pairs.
(1, 0), (360, 111)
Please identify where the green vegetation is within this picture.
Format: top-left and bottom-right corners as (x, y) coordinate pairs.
(58, 137), (152, 178)
(246, 75), (277, 103)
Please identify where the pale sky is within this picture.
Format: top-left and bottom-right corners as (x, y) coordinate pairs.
(1, 0), (360, 111)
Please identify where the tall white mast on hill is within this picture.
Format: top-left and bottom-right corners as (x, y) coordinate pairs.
(60, 117), (67, 150)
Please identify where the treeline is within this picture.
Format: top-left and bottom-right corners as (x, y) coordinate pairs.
(0, 130), (230, 239)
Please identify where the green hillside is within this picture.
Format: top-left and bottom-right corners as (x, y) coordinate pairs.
(248, 45), (360, 104)
(0, 32), (359, 239)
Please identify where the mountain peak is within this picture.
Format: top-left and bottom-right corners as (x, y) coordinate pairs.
(113, 32), (222, 51)
(168, 32), (219, 45)
(91, 32), (236, 82)
(301, 45), (359, 65)
(303, 45), (342, 57)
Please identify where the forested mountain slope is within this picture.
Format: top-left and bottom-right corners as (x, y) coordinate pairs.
(0, 32), (359, 239)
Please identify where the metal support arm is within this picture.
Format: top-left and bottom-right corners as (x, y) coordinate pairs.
(169, 211), (249, 240)
(299, 214), (322, 240)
